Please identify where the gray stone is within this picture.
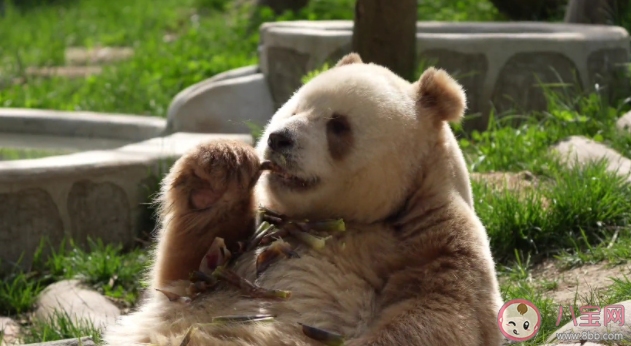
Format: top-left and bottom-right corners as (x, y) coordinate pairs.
(65, 47), (134, 66)
(166, 66), (259, 124)
(266, 47), (310, 109)
(552, 136), (631, 182)
(166, 73), (275, 134)
(16, 337), (95, 346)
(492, 52), (579, 117)
(67, 181), (131, 246)
(0, 108), (166, 142)
(546, 300), (631, 344)
(616, 111), (631, 132)
(0, 188), (64, 269)
(258, 21), (630, 132)
(0, 317), (20, 345)
(35, 280), (120, 329)
(0, 132), (253, 271)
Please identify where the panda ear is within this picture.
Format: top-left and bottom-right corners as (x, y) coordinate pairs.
(415, 67), (466, 124)
(335, 53), (363, 67)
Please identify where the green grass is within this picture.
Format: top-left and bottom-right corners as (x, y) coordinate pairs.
(501, 281), (565, 345)
(20, 310), (104, 344)
(474, 161), (631, 263)
(0, 147), (72, 160)
(42, 238), (150, 305)
(0, 239), (149, 343)
(456, 84), (631, 174)
(500, 270), (631, 345)
(0, 238), (149, 317)
(0, 0), (259, 115)
(0, 269), (44, 316)
(0, 0), (501, 116)
(556, 230), (631, 269)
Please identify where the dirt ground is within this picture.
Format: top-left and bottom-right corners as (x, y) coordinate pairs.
(526, 261), (630, 306)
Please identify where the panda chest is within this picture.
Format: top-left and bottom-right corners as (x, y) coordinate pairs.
(230, 236), (386, 336)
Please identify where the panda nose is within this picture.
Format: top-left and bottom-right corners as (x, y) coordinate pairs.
(268, 130), (294, 152)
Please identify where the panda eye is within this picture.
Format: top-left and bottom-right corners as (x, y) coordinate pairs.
(523, 321), (529, 330)
(327, 114), (351, 135)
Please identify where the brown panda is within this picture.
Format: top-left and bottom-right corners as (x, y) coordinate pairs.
(103, 53), (503, 346)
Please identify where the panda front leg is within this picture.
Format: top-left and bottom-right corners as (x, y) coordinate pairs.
(150, 139), (261, 289)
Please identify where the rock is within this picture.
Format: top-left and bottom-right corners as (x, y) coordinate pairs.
(166, 67), (274, 134)
(25, 67), (102, 79)
(617, 111), (631, 132)
(0, 317), (20, 345)
(35, 280), (120, 329)
(16, 337), (96, 346)
(65, 47), (134, 66)
(169, 66), (259, 111)
(552, 136), (631, 182)
(546, 300), (631, 344)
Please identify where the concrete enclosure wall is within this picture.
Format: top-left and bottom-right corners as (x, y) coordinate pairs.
(259, 21), (630, 131)
(0, 109), (253, 270)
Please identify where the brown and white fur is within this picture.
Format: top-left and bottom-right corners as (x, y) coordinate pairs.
(103, 53), (503, 346)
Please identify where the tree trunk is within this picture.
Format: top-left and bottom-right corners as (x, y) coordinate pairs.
(351, 0), (417, 81)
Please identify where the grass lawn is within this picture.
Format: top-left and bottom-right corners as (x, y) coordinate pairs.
(0, 0), (500, 116)
(0, 147), (72, 160)
(1, 0), (631, 345)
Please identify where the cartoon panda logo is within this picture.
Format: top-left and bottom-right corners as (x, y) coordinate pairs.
(497, 299), (541, 342)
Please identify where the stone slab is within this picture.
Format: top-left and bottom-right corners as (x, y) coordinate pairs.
(166, 73), (274, 134)
(166, 65), (259, 129)
(35, 280), (120, 329)
(552, 136), (631, 182)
